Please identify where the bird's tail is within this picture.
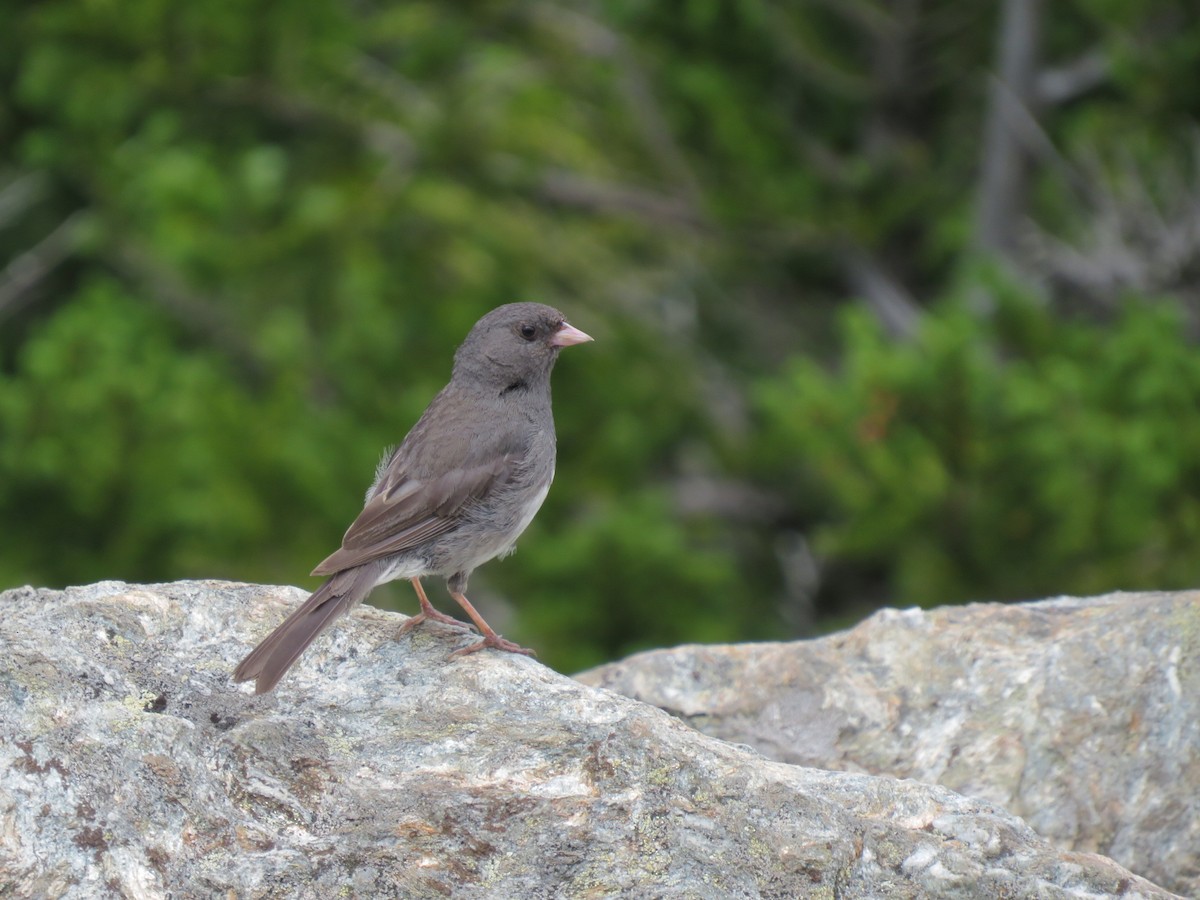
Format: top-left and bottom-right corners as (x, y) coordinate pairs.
(233, 565), (378, 694)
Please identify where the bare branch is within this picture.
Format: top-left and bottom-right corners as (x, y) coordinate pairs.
(840, 246), (922, 339)
(755, 0), (874, 98)
(0, 211), (87, 324)
(974, 0), (1045, 262)
(0, 172), (49, 230)
(862, 0), (923, 159)
(1037, 49), (1108, 106)
(529, 5), (619, 58)
(537, 171), (708, 229)
(210, 76), (415, 175)
(775, 531), (821, 633)
(672, 475), (789, 522)
(532, 5), (708, 214)
(1024, 135), (1200, 315)
(112, 242), (268, 385)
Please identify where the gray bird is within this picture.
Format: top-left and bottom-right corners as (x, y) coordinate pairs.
(234, 302), (592, 693)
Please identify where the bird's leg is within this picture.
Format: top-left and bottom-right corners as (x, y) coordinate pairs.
(397, 578), (470, 636)
(447, 591), (536, 658)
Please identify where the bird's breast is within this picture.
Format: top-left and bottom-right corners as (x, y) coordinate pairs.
(510, 474), (552, 540)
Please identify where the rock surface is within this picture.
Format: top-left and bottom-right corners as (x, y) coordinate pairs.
(0, 581), (1183, 899)
(578, 592), (1200, 897)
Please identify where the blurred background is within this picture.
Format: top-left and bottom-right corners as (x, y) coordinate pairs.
(2, 1), (1199, 672)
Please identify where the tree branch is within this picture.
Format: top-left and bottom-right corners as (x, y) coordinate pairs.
(0, 211), (86, 324)
(974, 0), (1044, 260)
(112, 242), (268, 386)
(1037, 49), (1108, 106)
(840, 246), (922, 339)
(0, 172), (48, 230)
(537, 171), (708, 229)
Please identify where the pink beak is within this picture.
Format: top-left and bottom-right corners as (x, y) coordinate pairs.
(550, 321), (593, 348)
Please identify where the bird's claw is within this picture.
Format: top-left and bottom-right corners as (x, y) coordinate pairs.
(397, 609), (470, 638)
(450, 634), (537, 659)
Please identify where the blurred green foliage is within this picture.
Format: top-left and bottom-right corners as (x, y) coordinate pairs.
(756, 283), (1200, 620)
(2, 0), (1199, 671)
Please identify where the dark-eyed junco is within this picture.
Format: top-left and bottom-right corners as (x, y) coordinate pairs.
(234, 303), (592, 693)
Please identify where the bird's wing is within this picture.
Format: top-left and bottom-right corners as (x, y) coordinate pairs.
(311, 393), (530, 576)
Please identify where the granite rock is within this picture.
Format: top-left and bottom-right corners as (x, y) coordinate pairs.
(579, 592), (1200, 896)
(0, 581), (1183, 898)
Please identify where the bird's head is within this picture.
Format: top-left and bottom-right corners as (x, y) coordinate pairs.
(453, 302), (592, 392)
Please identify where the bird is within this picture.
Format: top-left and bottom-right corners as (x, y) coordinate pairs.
(233, 302), (592, 693)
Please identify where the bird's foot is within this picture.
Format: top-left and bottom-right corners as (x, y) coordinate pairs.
(397, 606), (471, 637)
(450, 633), (537, 659)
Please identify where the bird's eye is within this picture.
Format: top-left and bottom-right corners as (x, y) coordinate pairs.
(519, 324), (537, 341)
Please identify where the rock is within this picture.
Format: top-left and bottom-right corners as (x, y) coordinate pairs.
(578, 592), (1200, 898)
(0, 581), (1182, 899)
